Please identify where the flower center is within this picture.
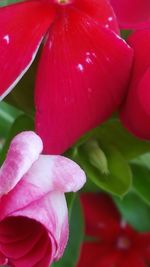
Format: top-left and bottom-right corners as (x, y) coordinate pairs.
(116, 236), (131, 250)
(57, 0), (71, 4)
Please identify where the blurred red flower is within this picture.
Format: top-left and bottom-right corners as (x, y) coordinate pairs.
(0, 0), (132, 154)
(120, 29), (150, 140)
(77, 193), (150, 267)
(110, 0), (150, 30)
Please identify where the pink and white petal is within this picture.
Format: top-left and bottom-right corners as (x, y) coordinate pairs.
(0, 0), (55, 99)
(109, 0), (150, 30)
(74, 0), (119, 33)
(0, 131), (43, 196)
(120, 30), (150, 139)
(35, 8), (133, 154)
(22, 155), (86, 193)
(7, 192), (69, 262)
(0, 155), (85, 220)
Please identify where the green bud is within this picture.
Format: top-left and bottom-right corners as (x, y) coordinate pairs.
(84, 140), (109, 175)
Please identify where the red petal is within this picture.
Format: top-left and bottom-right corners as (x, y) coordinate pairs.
(0, 0), (55, 100)
(110, 0), (150, 29)
(76, 242), (109, 267)
(10, 227), (50, 267)
(33, 245), (51, 267)
(120, 30), (150, 140)
(95, 251), (119, 267)
(137, 233), (150, 263)
(80, 193), (120, 240)
(0, 217), (51, 267)
(35, 7), (133, 154)
(0, 218), (45, 259)
(74, 0), (119, 34)
(119, 252), (147, 267)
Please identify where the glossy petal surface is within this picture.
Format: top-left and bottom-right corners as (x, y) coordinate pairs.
(0, 0), (55, 100)
(110, 0), (150, 29)
(0, 131), (42, 196)
(120, 30), (150, 140)
(74, 0), (119, 33)
(35, 8), (133, 154)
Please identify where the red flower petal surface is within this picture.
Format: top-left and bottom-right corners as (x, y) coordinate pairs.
(35, 7), (133, 154)
(0, 0), (55, 100)
(0, 217), (51, 267)
(119, 252), (147, 267)
(120, 30), (150, 140)
(1, 192), (68, 263)
(76, 242), (109, 267)
(80, 193), (120, 241)
(137, 233), (150, 263)
(74, 0), (119, 34)
(109, 0), (150, 29)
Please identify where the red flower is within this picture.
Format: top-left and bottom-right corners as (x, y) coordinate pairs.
(120, 29), (150, 140)
(110, 0), (150, 30)
(0, 0), (133, 154)
(77, 193), (150, 267)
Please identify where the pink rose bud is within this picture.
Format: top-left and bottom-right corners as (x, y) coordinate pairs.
(0, 131), (86, 267)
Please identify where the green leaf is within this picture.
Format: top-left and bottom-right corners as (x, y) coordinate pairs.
(52, 196), (84, 267)
(72, 144), (132, 197)
(132, 164), (150, 205)
(5, 52), (39, 114)
(0, 0), (23, 7)
(0, 114), (34, 164)
(114, 192), (150, 232)
(66, 193), (76, 220)
(0, 101), (21, 152)
(75, 119), (150, 160)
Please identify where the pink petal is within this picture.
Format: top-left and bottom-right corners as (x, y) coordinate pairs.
(110, 0), (150, 29)
(74, 0), (119, 34)
(22, 155), (86, 193)
(0, 155), (85, 220)
(0, 131), (43, 196)
(35, 7), (133, 154)
(7, 192), (69, 262)
(120, 30), (150, 140)
(0, 0), (55, 100)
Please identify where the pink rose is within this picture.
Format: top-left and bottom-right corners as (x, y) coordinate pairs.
(0, 131), (86, 267)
